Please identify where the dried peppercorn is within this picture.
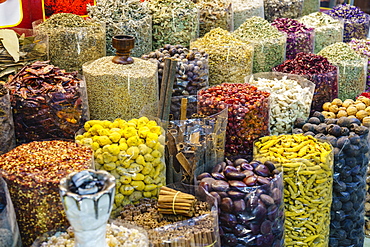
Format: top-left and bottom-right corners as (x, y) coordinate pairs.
(271, 18), (315, 60)
(6, 61), (88, 144)
(197, 83), (270, 159)
(273, 52), (338, 113)
(324, 3), (370, 43)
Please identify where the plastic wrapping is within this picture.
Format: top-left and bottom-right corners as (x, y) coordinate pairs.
(232, 0), (264, 30)
(272, 18), (315, 60)
(299, 12), (344, 54)
(0, 86), (15, 155)
(32, 222), (149, 247)
(6, 60), (89, 145)
(75, 117), (166, 217)
(191, 28), (253, 86)
(117, 183), (220, 247)
(246, 72), (314, 136)
(292, 116), (370, 247)
(0, 176), (21, 247)
(195, 0), (233, 37)
(149, 0), (199, 49)
(142, 46), (209, 98)
(349, 39), (370, 92)
(33, 16), (106, 73)
(254, 134), (334, 247)
(301, 0), (319, 16)
(197, 83), (270, 159)
(196, 159), (284, 247)
(82, 57), (158, 121)
(272, 53), (339, 114)
(233, 16), (286, 73)
(318, 42), (367, 101)
(0, 140), (93, 246)
(264, 0), (304, 22)
(88, 0), (152, 57)
(166, 107), (227, 184)
(169, 95), (198, 121)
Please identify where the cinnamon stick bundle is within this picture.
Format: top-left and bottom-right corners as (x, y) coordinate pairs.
(158, 186), (196, 217)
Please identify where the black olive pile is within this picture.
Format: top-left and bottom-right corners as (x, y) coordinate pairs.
(293, 112), (370, 247)
(197, 159), (284, 247)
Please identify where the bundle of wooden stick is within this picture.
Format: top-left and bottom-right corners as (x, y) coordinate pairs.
(158, 186), (196, 217)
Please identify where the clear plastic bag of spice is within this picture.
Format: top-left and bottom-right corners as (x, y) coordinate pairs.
(166, 107), (227, 185)
(0, 86), (15, 155)
(6, 61), (90, 145)
(33, 18), (106, 73)
(197, 84), (270, 159)
(170, 95), (198, 121)
(150, 183), (220, 247)
(284, 26), (315, 60)
(253, 135), (334, 247)
(75, 117), (166, 217)
(264, 0), (304, 22)
(149, 0), (199, 50)
(194, 0), (233, 37)
(245, 72), (315, 136)
(232, 0), (264, 30)
(301, 0), (319, 16)
(0, 176), (22, 247)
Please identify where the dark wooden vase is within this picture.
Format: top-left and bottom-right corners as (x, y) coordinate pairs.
(112, 35), (135, 65)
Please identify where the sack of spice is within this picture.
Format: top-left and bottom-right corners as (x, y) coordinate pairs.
(191, 27), (253, 86)
(349, 39), (370, 92)
(193, 0), (233, 37)
(324, 3), (370, 43)
(231, 0), (264, 30)
(273, 52), (338, 114)
(33, 13), (106, 73)
(75, 117), (166, 217)
(271, 18), (315, 60)
(246, 72), (315, 136)
(88, 0), (152, 57)
(254, 134), (333, 247)
(293, 114), (370, 247)
(117, 183), (220, 247)
(0, 29), (47, 81)
(166, 108), (227, 184)
(0, 83), (15, 155)
(197, 83), (270, 159)
(300, 12), (344, 54)
(301, 0), (320, 16)
(233, 16), (286, 73)
(0, 176), (21, 247)
(6, 60), (89, 145)
(197, 158), (284, 247)
(264, 0), (304, 22)
(318, 42), (368, 100)
(149, 0), (199, 50)
(0, 140), (93, 246)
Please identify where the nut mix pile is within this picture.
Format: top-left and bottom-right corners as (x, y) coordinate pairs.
(292, 113), (370, 247)
(6, 60), (87, 144)
(75, 117), (166, 217)
(273, 52), (338, 113)
(272, 18), (315, 60)
(191, 27), (253, 86)
(246, 73), (314, 135)
(254, 134), (333, 247)
(318, 42), (367, 100)
(0, 140), (93, 246)
(197, 158), (284, 247)
(197, 83), (270, 158)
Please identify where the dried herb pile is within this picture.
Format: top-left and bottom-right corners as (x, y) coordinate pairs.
(149, 0), (199, 49)
(88, 0), (152, 57)
(6, 60), (87, 144)
(191, 27), (253, 85)
(0, 83), (15, 155)
(35, 13), (105, 73)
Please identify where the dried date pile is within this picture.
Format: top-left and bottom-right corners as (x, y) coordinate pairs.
(6, 60), (87, 144)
